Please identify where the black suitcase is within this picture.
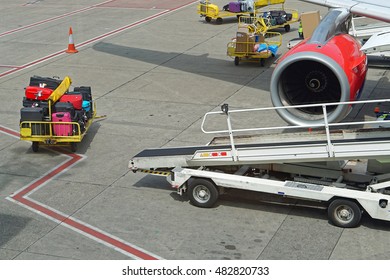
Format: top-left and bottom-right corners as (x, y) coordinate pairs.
(20, 107), (44, 121)
(20, 107), (49, 135)
(29, 75), (62, 90)
(269, 10), (286, 18)
(22, 97), (50, 117)
(53, 102), (75, 119)
(73, 110), (87, 133)
(73, 86), (92, 101)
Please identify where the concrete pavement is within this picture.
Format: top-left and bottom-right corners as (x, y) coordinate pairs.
(1, 0), (390, 260)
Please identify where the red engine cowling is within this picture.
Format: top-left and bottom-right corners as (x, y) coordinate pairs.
(270, 9), (367, 126)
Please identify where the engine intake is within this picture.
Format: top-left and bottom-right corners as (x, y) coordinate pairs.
(270, 9), (367, 126)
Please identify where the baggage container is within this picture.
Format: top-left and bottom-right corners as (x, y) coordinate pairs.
(53, 102), (75, 119)
(29, 75), (62, 90)
(20, 107), (49, 135)
(22, 97), (50, 117)
(240, 2), (248, 12)
(25, 86), (53, 100)
(82, 100), (91, 112)
(52, 112), (73, 136)
(20, 107), (44, 121)
(59, 93), (83, 109)
(229, 2), (241, 12)
(73, 86), (92, 101)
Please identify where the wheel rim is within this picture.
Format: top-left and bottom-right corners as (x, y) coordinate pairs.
(335, 205), (354, 223)
(193, 185), (210, 204)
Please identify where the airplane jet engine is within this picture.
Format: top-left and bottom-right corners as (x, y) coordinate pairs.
(270, 9), (368, 126)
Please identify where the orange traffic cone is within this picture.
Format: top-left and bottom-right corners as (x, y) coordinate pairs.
(66, 27), (78, 53)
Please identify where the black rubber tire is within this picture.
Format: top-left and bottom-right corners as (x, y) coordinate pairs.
(328, 199), (362, 228)
(284, 24), (291, 32)
(260, 58), (265, 67)
(32, 141), (39, 152)
(70, 142), (77, 152)
(188, 178), (219, 208)
(234, 56), (239, 66)
(216, 17), (223, 24)
(205, 17), (211, 23)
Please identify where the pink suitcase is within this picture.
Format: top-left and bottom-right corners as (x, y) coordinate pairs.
(52, 112), (73, 136)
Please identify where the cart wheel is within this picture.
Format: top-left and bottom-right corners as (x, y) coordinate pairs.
(260, 58), (265, 67)
(234, 57), (239, 66)
(32, 141), (39, 152)
(216, 17), (223, 24)
(205, 16), (211, 23)
(70, 142), (77, 152)
(328, 199), (362, 228)
(284, 24), (291, 32)
(188, 178), (219, 208)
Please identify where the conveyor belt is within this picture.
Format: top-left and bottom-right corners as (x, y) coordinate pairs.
(130, 128), (390, 170)
(134, 136), (390, 158)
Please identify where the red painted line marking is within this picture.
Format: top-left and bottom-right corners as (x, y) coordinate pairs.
(14, 189), (158, 260)
(0, 126), (160, 259)
(12, 154), (83, 199)
(0, 125), (20, 138)
(1, 0), (115, 38)
(0, 65), (22, 69)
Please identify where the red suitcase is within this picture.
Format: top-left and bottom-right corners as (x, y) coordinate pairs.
(59, 93), (83, 110)
(25, 86), (53, 100)
(52, 112), (73, 136)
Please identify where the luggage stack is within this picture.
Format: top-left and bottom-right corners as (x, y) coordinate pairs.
(262, 10), (292, 26)
(20, 75), (93, 136)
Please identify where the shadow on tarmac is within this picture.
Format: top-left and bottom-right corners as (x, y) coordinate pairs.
(92, 42), (277, 91)
(135, 174), (390, 230)
(0, 214), (31, 248)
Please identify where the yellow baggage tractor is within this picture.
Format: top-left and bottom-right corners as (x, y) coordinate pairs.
(227, 31), (282, 66)
(19, 76), (98, 152)
(197, 0), (285, 24)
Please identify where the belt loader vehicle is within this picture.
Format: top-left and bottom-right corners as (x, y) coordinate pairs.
(130, 99), (390, 228)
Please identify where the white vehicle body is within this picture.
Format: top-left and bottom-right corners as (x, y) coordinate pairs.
(130, 100), (390, 228)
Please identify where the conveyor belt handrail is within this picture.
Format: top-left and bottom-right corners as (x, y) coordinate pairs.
(201, 99), (390, 160)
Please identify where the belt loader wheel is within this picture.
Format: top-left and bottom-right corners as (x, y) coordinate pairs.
(188, 178), (219, 208)
(328, 199), (362, 228)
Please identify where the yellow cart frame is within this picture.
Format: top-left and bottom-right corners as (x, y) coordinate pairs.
(227, 31), (282, 66)
(197, 0), (286, 24)
(238, 7), (299, 33)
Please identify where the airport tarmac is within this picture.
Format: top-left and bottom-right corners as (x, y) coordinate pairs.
(1, 0), (390, 260)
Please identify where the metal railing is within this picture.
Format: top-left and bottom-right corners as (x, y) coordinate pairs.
(201, 99), (390, 161)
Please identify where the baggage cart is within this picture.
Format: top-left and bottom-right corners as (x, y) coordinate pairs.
(197, 0), (285, 24)
(227, 31), (282, 66)
(19, 76), (98, 152)
(256, 7), (299, 32)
